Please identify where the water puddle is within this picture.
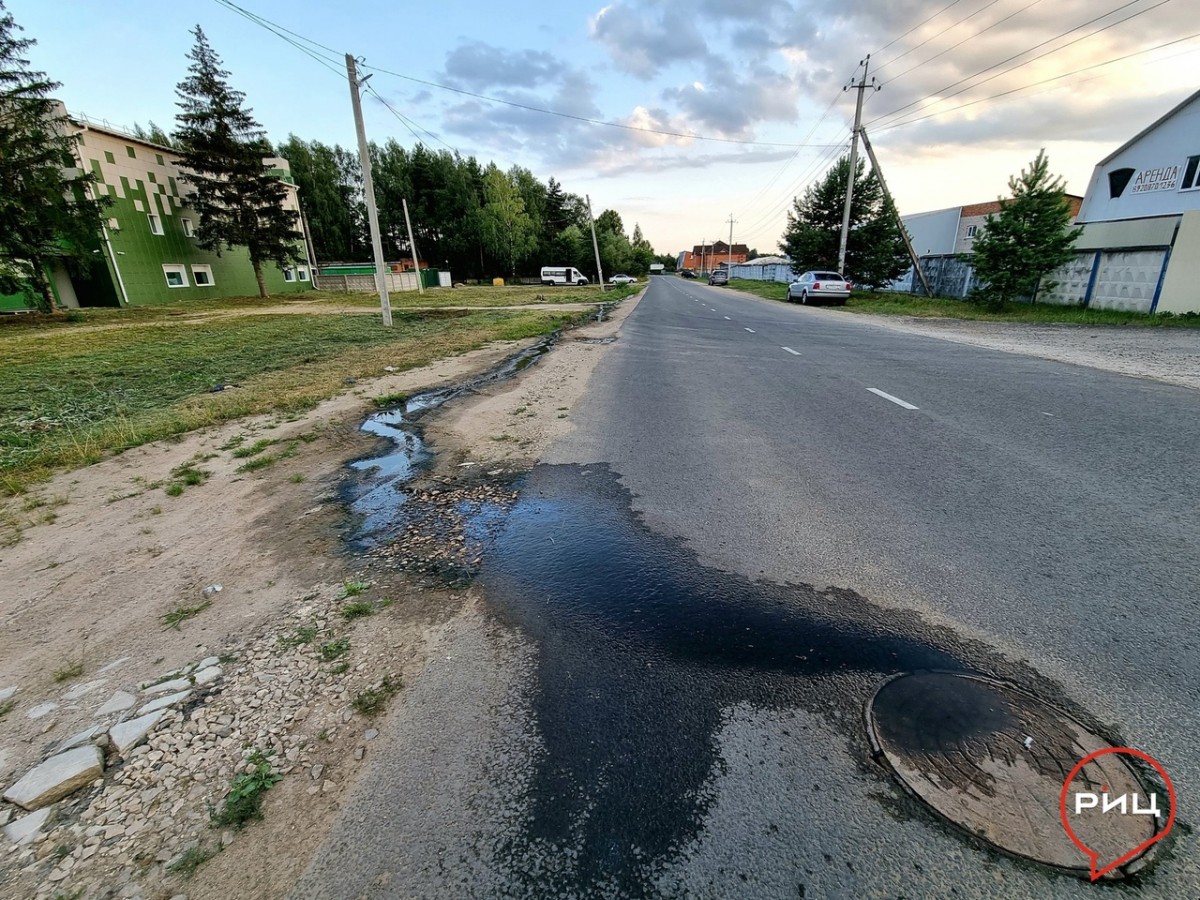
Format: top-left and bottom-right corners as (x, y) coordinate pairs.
(476, 463), (1080, 896)
(341, 337), (555, 549)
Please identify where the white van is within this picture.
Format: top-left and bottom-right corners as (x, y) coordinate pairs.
(541, 266), (590, 286)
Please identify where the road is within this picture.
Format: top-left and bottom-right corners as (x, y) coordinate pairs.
(295, 277), (1200, 898)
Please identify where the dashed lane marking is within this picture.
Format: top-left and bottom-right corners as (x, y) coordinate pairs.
(867, 388), (919, 410)
(781, 347), (800, 356)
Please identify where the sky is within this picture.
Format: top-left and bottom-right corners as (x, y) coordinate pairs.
(9, 0), (1200, 258)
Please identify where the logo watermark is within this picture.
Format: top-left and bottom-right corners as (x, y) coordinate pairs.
(1059, 747), (1176, 881)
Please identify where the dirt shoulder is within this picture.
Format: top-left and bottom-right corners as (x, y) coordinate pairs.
(0, 289), (644, 900)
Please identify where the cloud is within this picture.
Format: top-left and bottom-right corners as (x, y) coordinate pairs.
(589, 2), (710, 77)
(442, 42), (569, 90)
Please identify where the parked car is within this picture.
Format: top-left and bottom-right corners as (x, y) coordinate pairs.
(786, 271), (851, 305)
(708, 270), (729, 286)
(609, 274), (637, 285)
(679, 269), (698, 279)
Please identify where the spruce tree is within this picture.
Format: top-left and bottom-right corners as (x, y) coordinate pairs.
(0, 1), (106, 312)
(173, 26), (299, 298)
(970, 149), (1082, 308)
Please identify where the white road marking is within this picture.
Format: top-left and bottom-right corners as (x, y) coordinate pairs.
(724, 316), (731, 320)
(744, 328), (756, 333)
(781, 347), (800, 356)
(867, 388), (919, 410)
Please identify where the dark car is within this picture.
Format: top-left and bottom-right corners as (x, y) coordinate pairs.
(708, 270), (729, 286)
(679, 269), (698, 279)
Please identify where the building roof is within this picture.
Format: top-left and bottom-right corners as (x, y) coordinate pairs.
(744, 256), (790, 265)
(1098, 88), (1200, 166)
(691, 241), (749, 256)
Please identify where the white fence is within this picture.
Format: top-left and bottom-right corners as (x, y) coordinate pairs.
(727, 263), (795, 283)
(313, 271), (422, 293)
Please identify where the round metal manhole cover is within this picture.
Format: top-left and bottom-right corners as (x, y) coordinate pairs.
(866, 672), (1161, 878)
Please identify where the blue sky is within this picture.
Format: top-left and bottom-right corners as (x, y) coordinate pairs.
(12, 0), (1200, 256)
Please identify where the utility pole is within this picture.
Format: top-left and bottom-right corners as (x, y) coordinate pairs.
(859, 128), (931, 296)
(402, 198), (423, 295)
(346, 53), (392, 326)
(701, 238), (707, 275)
(837, 56), (878, 277)
(586, 194), (605, 291)
(727, 214), (737, 270)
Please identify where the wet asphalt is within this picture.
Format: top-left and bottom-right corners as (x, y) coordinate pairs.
(294, 278), (1200, 898)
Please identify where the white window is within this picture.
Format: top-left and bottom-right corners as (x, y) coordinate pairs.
(191, 264), (214, 286)
(966, 224), (978, 238)
(297, 266), (309, 282)
(181, 218), (193, 237)
(163, 264), (188, 288)
(1182, 155), (1200, 192)
(148, 214), (163, 235)
(282, 267), (296, 282)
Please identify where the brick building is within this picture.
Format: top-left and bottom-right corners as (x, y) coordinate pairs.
(676, 240), (750, 273)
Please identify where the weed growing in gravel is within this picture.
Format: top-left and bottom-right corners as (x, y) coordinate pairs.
(235, 440), (300, 473)
(320, 637), (351, 661)
(53, 660), (83, 682)
(372, 392), (408, 408)
(341, 601), (375, 620)
(289, 473), (306, 483)
(0, 698), (15, 720)
(329, 661), (349, 675)
(278, 625), (317, 648)
(352, 675), (400, 716)
(211, 749), (281, 830)
(162, 601), (212, 630)
(167, 844), (217, 877)
(217, 435), (246, 451)
(164, 460), (211, 496)
(338, 580), (370, 599)
(231, 438), (274, 459)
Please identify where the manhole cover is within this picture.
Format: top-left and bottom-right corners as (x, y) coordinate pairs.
(866, 672), (1160, 878)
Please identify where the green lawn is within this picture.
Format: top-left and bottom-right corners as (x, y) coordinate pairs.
(0, 304), (592, 492)
(727, 280), (1200, 328)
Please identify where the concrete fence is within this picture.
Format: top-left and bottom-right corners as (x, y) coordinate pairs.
(727, 263), (795, 284)
(313, 271), (422, 293)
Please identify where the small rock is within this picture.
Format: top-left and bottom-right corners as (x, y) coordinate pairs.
(95, 691), (137, 717)
(55, 725), (105, 754)
(26, 702), (58, 720)
(3, 746), (104, 810)
(137, 690), (192, 716)
(61, 679), (107, 702)
(321, 780), (336, 794)
(311, 764), (324, 781)
(353, 747), (365, 761)
(0, 686), (16, 703)
(194, 656), (220, 672)
(109, 712), (165, 756)
(142, 678), (191, 696)
(364, 729), (379, 741)
(3, 807), (53, 845)
(202, 584), (223, 597)
(96, 657), (131, 675)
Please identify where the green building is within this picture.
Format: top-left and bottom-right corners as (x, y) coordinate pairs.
(0, 108), (314, 311)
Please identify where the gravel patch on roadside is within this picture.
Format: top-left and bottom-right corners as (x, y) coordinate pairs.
(850, 315), (1200, 390)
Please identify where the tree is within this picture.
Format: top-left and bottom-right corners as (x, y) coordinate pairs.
(132, 120), (174, 148)
(970, 149), (1082, 307)
(479, 164), (535, 278)
(0, 1), (107, 312)
(173, 26), (300, 298)
(778, 156), (908, 289)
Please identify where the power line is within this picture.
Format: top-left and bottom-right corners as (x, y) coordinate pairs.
(868, 0), (1171, 129)
(366, 84), (460, 154)
(874, 28), (1200, 132)
(874, 0), (969, 56)
(873, 0), (1006, 73)
(880, 0), (1051, 87)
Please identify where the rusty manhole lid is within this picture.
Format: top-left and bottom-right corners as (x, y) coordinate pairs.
(866, 672), (1160, 878)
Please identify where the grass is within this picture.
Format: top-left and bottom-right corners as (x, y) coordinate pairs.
(340, 601), (376, 620)
(372, 391), (408, 408)
(53, 660), (84, 682)
(0, 301), (593, 494)
(210, 749), (281, 830)
(162, 600), (212, 630)
(164, 460), (211, 496)
(231, 438), (274, 458)
(0, 698), (15, 720)
(351, 675), (400, 716)
(338, 580), (370, 599)
(319, 637), (351, 661)
(167, 844), (217, 878)
(278, 624), (318, 648)
(727, 279), (1200, 327)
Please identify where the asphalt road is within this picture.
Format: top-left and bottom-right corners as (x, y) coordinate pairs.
(295, 277), (1200, 898)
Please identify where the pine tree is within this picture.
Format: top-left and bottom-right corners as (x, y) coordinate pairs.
(173, 26), (300, 298)
(778, 156), (909, 289)
(0, 1), (107, 312)
(970, 149), (1082, 308)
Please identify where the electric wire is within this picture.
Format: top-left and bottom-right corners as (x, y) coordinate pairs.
(873, 0), (969, 57)
(873, 0), (1007, 73)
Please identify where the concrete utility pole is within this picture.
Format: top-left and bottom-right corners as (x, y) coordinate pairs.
(586, 194), (605, 291)
(859, 127), (931, 297)
(346, 53), (392, 326)
(701, 238), (707, 275)
(727, 214), (737, 269)
(837, 56), (878, 277)
(402, 198), (424, 295)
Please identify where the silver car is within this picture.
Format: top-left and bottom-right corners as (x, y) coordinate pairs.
(609, 274), (637, 285)
(786, 271), (851, 305)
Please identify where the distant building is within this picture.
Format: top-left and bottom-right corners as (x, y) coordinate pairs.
(0, 105), (313, 311)
(677, 241), (749, 273)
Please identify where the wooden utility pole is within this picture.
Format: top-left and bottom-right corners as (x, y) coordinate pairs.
(402, 198), (423, 295)
(586, 194), (605, 290)
(859, 128), (931, 296)
(837, 56), (878, 276)
(346, 54), (392, 326)
(727, 214), (737, 269)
